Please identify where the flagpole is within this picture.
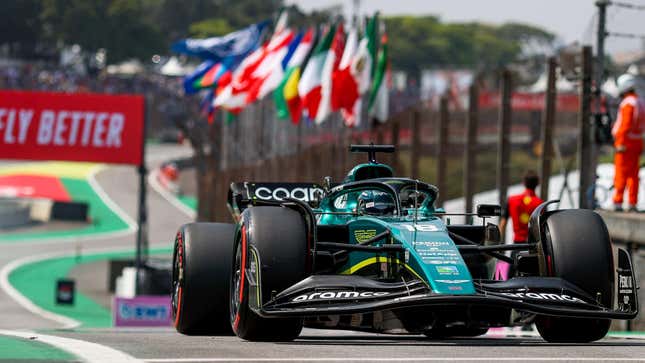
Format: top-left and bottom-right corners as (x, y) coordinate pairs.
(352, 0), (360, 27)
(135, 96), (149, 295)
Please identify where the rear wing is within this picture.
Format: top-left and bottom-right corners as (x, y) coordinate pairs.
(228, 182), (326, 220)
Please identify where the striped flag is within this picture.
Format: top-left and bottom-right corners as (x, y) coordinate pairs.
(315, 23), (345, 124)
(368, 31), (389, 123)
(274, 28), (316, 123)
(298, 24), (336, 121)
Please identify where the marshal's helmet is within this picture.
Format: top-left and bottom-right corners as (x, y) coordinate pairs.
(617, 73), (637, 95)
(357, 190), (395, 216)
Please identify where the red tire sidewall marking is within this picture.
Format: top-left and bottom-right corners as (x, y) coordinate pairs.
(173, 231), (183, 328)
(546, 254), (553, 276)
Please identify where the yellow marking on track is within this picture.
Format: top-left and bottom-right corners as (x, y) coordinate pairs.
(0, 162), (102, 179)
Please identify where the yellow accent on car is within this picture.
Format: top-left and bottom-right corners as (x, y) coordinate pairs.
(340, 257), (425, 282)
(354, 229), (377, 243)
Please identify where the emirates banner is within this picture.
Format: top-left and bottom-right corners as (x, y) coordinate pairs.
(0, 90), (145, 165)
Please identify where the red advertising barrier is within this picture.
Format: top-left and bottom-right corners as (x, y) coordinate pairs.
(479, 91), (579, 112)
(0, 90), (145, 165)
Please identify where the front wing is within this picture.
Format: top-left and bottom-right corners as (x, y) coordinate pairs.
(245, 247), (638, 321)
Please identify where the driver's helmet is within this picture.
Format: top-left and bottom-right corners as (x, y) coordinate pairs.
(357, 191), (395, 216)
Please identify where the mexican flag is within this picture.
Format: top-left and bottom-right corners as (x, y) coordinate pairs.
(368, 32), (389, 123)
(298, 24), (336, 121)
(315, 23), (345, 124)
(353, 14), (378, 94)
(274, 28), (316, 123)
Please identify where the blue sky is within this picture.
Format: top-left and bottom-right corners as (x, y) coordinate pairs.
(286, 0), (645, 55)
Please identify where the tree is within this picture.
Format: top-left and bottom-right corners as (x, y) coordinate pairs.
(0, 0), (43, 56)
(40, 0), (164, 63)
(384, 16), (556, 77)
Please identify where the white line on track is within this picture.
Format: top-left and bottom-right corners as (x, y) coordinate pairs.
(87, 164), (138, 229)
(0, 251), (82, 329)
(148, 168), (196, 219)
(142, 358), (645, 362)
(0, 329), (143, 363)
(0, 164), (137, 246)
(0, 242), (172, 330)
(0, 164), (144, 328)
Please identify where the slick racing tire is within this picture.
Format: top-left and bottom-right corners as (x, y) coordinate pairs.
(535, 209), (612, 343)
(230, 206), (307, 341)
(172, 222), (235, 335)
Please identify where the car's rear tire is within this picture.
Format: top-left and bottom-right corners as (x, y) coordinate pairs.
(535, 209), (612, 343)
(172, 222), (235, 335)
(230, 206), (308, 341)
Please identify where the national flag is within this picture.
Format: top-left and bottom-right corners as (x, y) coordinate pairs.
(245, 28), (296, 104)
(184, 61), (231, 94)
(357, 14), (379, 93)
(316, 23), (345, 124)
(298, 24), (336, 121)
(274, 28), (315, 122)
(366, 14), (379, 78)
(183, 60), (216, 94)
(332, 25), (360, 126)
(216, 18), (295, 113)
(171, 20), (270, 62)
(368, 32), (389, 123)
(213, 41), (268, 113)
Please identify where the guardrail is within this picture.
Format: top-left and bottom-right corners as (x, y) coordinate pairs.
(597, 210), (645, 246)
(597, 210), (644, 331)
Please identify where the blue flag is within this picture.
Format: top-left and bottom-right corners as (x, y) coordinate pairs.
(183, 60), (217, 94)
(171, 20), (270, 61)
(281, 31), (304, 70)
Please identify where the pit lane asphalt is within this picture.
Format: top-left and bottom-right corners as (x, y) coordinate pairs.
(2, 144), (645, 362)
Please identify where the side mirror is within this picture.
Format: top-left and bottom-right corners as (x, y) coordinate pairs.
(310, 189), (324, 209)
(322, 176), (332, 193)
(477, 204), (502, 217)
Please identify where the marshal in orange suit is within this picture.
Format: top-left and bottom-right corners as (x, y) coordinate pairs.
(612, 74), (645, 212)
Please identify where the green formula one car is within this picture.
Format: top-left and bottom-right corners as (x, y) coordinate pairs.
(171, 144), (637, 342)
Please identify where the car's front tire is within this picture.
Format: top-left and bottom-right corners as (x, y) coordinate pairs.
(230, 206), (308, 341)
(172, 223), (235, 335)
(535, 209), (612, 343)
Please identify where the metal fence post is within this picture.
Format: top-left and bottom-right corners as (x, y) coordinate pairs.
(497, 69), (512, 208)
(464, 83), (479, 216)
(390, 116), (400, 173)
(540, 56), (557, 200)
(411, 108), (421, 179)
(578, 46), (593, 209)
(436, 95), (449, 207)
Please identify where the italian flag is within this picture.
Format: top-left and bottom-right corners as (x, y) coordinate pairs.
(274, 28), (316, 123)
(298, 24), (336, 122)
(368, 31), (389, 123)
(331, 25), (360, 127)
(315, 23), (345, 124)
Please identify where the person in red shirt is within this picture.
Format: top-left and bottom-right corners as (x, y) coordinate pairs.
(612, 74), (644, 212)
(495, 171), (544, 281)
(500, 170), (544, 243)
